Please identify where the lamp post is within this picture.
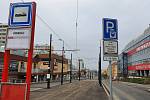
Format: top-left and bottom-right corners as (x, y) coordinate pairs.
(59, 39), (64, 85)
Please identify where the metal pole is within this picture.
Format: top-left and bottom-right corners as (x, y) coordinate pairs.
(70, 53), (72, 83)
(90, 71), (91, 80)
(61, 41), (64, 85)
(109, 61), (113, 100)
(1, 50), (10, 82)
(47, 34), (52, 88)
(98, 46), (102, 86)
(26, 2), (36, 100)
(88, 70), (90, 79)
(78, 59), (80, 81)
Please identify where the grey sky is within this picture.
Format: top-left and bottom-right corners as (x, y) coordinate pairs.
(1, 0), (150, 70)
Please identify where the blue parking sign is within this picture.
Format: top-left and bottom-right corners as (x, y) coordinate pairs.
(103, 18), (118, 40)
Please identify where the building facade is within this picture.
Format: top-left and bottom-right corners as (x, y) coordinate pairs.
(34, 53), (69, 80)
(119, 26), (150, 77)
(34, 44), (54, 55)
(0, 52), (69, 82)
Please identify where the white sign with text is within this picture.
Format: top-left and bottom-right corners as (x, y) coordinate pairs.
(103, 40), (118, 61)
(6, 28), (31, 49)
(104, 41), (118, 54)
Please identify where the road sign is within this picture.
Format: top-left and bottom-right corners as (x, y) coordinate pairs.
(9, 2), (32, 27)
(103, 40), (118, 54)
(6, 28), (31, 49)
(103, 18), (118, 40)
(103, 56), (118, 61)
(103, 40), (118, 61)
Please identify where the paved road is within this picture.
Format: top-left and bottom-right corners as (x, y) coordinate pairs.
(30, 81), (70, 91)
(30, 80), (108, 100)
(103, 80), (150, 100)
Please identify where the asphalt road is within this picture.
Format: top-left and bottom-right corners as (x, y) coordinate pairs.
(30, 80), (71, 91)
(30, 80), (108, 100)
(103, 80), (150, 100)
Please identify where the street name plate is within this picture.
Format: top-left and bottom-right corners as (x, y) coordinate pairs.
(103, 56), (118, 61)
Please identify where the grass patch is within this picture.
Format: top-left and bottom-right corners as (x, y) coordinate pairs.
(122, 78), (150, 84)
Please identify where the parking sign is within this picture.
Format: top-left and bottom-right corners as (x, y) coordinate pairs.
(103, 18), (118, 40)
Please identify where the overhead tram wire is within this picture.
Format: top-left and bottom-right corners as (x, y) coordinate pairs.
(20, 0), (72, 49)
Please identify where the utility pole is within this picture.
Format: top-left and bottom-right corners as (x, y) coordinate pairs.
(88, 70), (89, 79)
(98, 44), (102, 86)
(78, 59), (81, 81)
(47, 34), (52, 88)
(61, 40), (64, 85)
(70, 53), (72, 83)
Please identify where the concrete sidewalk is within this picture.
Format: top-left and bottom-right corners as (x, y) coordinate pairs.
(30, 80), (108, 100)
(102, 80), (150, 100)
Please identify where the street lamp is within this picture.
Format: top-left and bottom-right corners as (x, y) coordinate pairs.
(59, 39), (64, 85)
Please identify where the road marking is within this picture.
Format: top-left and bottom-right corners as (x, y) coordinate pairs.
(102, 82), (120, 100)
(102, 83), (109, 96)
(30, 88), (42, 92)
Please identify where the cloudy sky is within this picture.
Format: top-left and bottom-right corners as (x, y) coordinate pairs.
(1, 0), (150, 70)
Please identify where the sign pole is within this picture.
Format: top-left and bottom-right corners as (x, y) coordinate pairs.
(1, 50), (10, 82)
(109, 60), (113, 100)
(26, 2), (36, 100)
(98, 45), (102, 86)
